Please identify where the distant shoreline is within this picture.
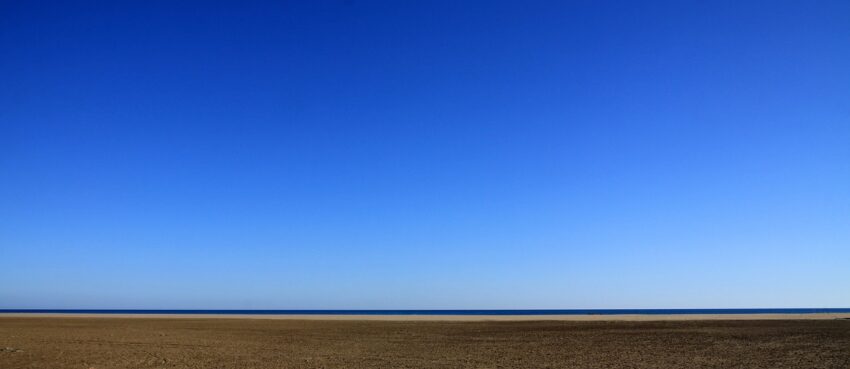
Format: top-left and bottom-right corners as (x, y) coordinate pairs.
(3, 308), (849, 315)
(4, 309), (850, 321)
(2, 313), (849, 321)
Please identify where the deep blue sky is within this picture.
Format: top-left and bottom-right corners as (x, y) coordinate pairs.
(2, 1), (849, 309)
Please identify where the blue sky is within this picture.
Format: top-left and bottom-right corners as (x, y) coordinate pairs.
(2, 1), (849, 309)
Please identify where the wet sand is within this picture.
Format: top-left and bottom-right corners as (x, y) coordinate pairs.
(2, 316), (849, 368)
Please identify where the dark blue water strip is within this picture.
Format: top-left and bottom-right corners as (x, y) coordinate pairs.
(1, 308), (849, 315)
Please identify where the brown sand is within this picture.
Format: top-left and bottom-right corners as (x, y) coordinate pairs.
(1, 316), (849, 368)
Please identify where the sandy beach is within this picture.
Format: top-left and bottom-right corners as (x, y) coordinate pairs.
(2, 316), (849, 368)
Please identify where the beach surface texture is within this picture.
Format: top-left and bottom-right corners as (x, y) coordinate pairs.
(1, 315), (849, 368)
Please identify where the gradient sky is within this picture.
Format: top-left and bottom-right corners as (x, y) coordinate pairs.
(2, 1), (849, 309)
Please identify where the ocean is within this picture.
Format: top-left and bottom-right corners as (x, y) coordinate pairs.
(2, 308), (849, 315)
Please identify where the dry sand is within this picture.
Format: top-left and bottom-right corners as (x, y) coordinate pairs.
(1, 316), (849, 368)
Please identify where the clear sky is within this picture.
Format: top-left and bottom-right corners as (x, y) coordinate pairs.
(2, 1), (849, 309)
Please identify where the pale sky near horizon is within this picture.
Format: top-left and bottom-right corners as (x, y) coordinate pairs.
(2, 1), (849, 309)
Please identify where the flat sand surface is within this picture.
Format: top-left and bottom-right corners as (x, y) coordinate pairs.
(2, 317), (849, 368)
